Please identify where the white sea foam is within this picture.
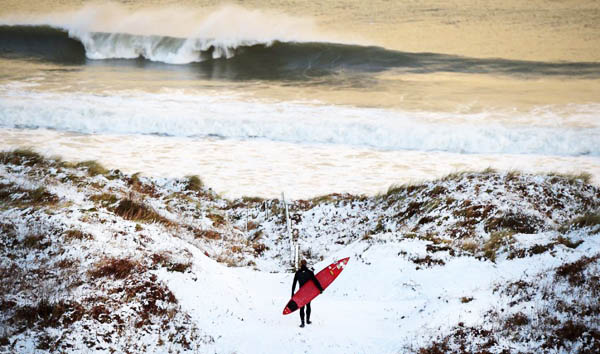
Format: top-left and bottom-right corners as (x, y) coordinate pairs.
(0, 85), (598, 156)
(0, 3), (340, 64)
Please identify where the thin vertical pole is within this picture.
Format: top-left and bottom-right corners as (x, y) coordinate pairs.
(282, 192), (294, 267)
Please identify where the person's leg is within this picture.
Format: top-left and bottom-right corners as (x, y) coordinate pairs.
(306, 302), (312, 324)
(299, 306), (305, 327)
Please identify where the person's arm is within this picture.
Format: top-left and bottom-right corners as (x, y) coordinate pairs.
(292, 273), (298, 296)
(311, 271), (324, 293)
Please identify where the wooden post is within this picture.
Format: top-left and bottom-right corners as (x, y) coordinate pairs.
(282, 192), (295, 268)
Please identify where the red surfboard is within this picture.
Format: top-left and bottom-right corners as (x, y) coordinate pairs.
(283, 257), (349, 315)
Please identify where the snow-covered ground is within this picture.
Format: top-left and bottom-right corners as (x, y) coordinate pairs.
(1, 150), (599, 353)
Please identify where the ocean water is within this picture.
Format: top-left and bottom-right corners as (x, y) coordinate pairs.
(1, 1), (599, 198)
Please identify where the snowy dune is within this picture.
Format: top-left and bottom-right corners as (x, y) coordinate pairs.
(1, 149), (599, 353)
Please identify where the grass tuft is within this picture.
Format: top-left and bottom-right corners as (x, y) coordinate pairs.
(23, 234), (51, 249)
(76, 160), (108, 176)
(90, 193), (119, 207)
(547, 171), (592, 185)
(483, 230), (515, 262)
(0, 148), (45, 166)
(63, 229), (93, 242)
(151, 252), (192, 273)
(569, 213), (600, 230)
(185, 175), (204, 192)
(113, 199), (171, 225)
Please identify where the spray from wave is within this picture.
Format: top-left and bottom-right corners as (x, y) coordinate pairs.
(0, 3), (342, 64)
(2, 3), (599, 79)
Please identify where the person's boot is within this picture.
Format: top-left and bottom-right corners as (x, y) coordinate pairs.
(299, 321), (305, 328)
(307, 320), (312, 325)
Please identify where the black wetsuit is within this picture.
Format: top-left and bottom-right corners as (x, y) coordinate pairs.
(292, 264), (324, 325)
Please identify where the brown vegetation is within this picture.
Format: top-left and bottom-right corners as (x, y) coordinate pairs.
(185, 175), (204, 192)
(484, 212), (545, 234)
(113, 199), (171, 225)
(0, 148), (46, 166)
(555, 255), (600, 286)
(88, 258), (142, 280)
(63, 229), (93, 242)
(75, 160), (108, 177)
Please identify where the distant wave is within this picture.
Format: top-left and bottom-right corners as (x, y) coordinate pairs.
(1, 87), (598, 156)
(1, 25), (600, 80)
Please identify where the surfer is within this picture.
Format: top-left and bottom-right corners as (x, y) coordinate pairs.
(292, 259), (323, 328)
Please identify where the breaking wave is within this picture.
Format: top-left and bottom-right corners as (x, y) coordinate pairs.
(1, 25), (600, 79)
(0, 87), (598, 157)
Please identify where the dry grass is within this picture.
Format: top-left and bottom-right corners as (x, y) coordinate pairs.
(556, 236), (583, 249)
(194, 229), (222, 240)
(567, 212), (600, 230)
(460, 240), (479, 254)
(207, 213), (226, 228)
(1, 184), (59, 206)
(252, 242), (267, 256)
(90, 193), (119, 207)
(555, 255), (600, 286)
(63, 229), (93, 242)
(23, 234), (51, 250)
(75, 160), (108, 177)
(484, 212), (544, 234)
(185, 175), (204, 192)
(113, 199), (171, 225)
(547, 171), (592, 185)
(88, 258), (142, 280)
(151, 252), (192, 273)
(13, 298), (82, 329)
(460, 296), (474, 303)
(483, 230), (515, 262)
(412, 255), (446, 267)
(0, 148), (45, 166)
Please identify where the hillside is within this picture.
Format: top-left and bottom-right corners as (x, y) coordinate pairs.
(1, 149), (599, 353)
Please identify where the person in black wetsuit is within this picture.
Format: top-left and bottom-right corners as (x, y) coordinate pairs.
(292, 259), (324, 328)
